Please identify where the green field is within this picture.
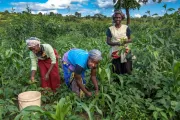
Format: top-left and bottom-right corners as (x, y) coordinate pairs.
(0, 11), (180, 120)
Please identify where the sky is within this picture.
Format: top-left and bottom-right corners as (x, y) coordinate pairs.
(0, 0), (179, 17)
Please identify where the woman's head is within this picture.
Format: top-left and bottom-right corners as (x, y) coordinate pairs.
(113, 10), (125, 25)
(88, 49), (102, 69)
(26, 37), (41, 54)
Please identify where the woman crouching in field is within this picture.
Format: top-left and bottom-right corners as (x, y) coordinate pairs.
(26, 37), (60, 92)
(62, 48), (102, 97)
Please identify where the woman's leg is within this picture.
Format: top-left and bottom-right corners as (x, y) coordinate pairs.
(62, 62), (71, 88)
(38, 60), (50, 88)
(125, 60), (132, 74)
(71, 74), (85, 97)
(38, 49), (61, 92)
(112, 58), (122, 74)
(112, 58), (131, 75)
(49, 49), (61, 91)
(71, 79), (80, 96)
(49, 60), (60, 91)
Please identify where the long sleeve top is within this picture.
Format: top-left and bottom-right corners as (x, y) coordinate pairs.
(30, 44), (56, 70)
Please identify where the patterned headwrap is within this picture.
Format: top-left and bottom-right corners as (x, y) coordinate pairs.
(26, 37), (40, 47)
(112, 10), (125, 20)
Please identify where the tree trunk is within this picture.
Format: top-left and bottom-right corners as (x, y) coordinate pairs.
(125, 8), (130, 25)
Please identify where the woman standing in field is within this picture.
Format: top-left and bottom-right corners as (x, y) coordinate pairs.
(106, 10), (132, 74)
(62, 48), (102, 97)
(26, 37), (60, 92)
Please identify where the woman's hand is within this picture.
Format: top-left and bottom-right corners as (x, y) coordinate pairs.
(31, 76), (35, 82)
(31, 70), (36, 82)
(95, 90), (99, 95)
(45, 73), (49, 81)
(86, 91), (92, 97)
(124, 39), (132, 44)
(45, 63), (55, 81)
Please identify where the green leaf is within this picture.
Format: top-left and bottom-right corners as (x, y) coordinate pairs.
(155, 90), (164, 98)
(52, 97), (72, 120)
(76, 102), (93, 120)
(103, 93), (113, 103)
(14, 111), (29, 120)
(105, 68), (111, 84)
(7, 99), (14, 105)
(173, 61), (180, 81)
(154, 34), (164, 45)
(113, 74), (123, 88)
(160, 111), (168, 120)
(0, 106), (3, 120)
(171, 101), (178, 110)
(148, 105), (156, 111)
(44, 111), (56, 119)
(153, 51), (159, 59)
(0, 99), (5, 104)
(153, 111), (158, 120)
(156, 107), (163, 112)
(14, 113), (23, 120)
(22, 106), (44, 113)
(0, 89), (3, 95)
(95, 104), (102, 115)
(175, 102), (180, 111)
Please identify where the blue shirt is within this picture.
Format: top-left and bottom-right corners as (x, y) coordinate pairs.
(67, 49), (89, 71)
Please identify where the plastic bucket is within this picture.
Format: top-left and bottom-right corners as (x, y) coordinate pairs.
(18, 91), (41, 110)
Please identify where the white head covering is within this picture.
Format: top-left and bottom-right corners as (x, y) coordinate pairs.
(26, 37), (40, 47)
(89, 49), (102, 61)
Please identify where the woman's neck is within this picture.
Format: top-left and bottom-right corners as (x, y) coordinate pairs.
(115, 23), (121, 28)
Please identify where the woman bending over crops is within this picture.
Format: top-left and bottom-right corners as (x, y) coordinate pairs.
(62, 48), (102, 97)
(26, 37), (60, 92)
(106, 10), (133, 74)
